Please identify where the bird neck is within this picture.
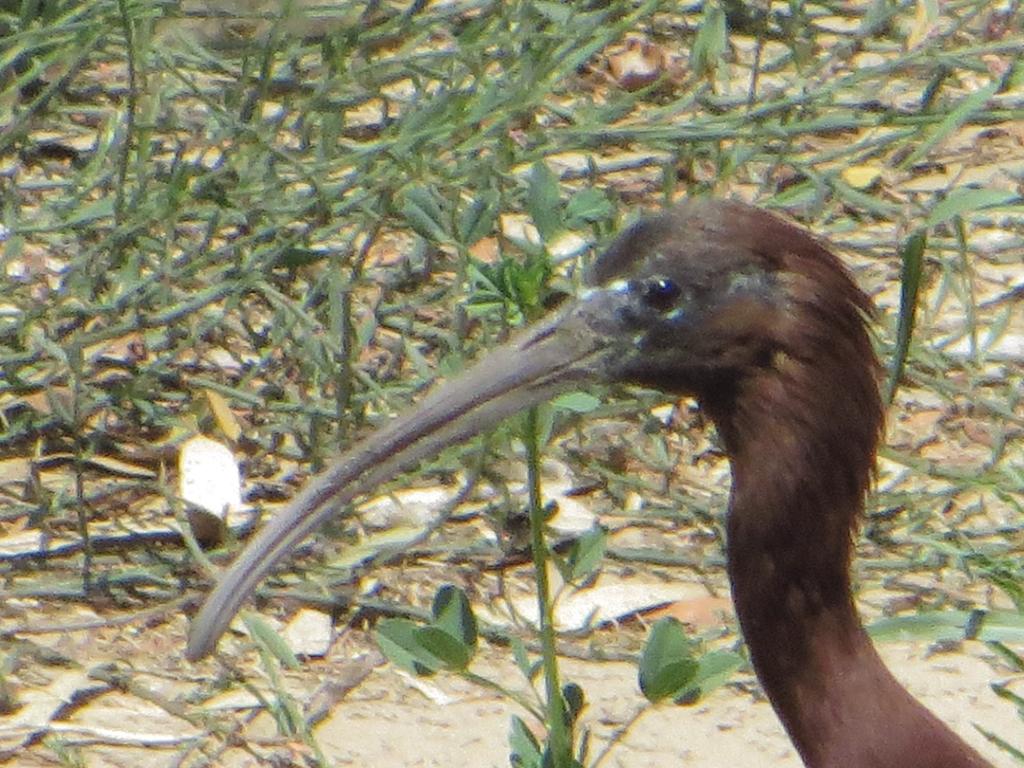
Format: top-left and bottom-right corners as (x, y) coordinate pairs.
(712, 375), (990, 768)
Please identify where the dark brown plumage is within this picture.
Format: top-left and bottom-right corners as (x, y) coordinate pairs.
(187, 199), (992, 767)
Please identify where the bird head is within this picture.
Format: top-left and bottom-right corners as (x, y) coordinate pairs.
(186, 198), (878, 660)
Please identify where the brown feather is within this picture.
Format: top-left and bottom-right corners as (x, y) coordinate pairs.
(595, 200), (990, 768)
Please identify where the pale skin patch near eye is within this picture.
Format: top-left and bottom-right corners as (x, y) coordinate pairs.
(773, 348), (795, 373)
(727, 268), (770, 296)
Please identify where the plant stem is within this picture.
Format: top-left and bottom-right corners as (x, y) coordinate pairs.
(524, 407), (571, 766)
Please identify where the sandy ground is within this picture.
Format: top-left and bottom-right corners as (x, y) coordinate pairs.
(237, 635), (1014, 767)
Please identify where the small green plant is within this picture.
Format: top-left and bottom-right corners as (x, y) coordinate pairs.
(982, 640), (1024, 763)
(373, 176), (744, 767)
(639, 618), (744, 706)
(41, 735), (86, 768)
(376, 584), (479, 676)
(968, 551), (1024, 763)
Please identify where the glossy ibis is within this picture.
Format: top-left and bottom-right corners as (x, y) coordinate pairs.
(187, 199), (993, 767)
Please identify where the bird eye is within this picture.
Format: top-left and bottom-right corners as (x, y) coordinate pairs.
(639, 277), (681, 312)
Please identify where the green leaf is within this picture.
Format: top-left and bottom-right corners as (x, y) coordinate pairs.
(869, 612), (971, 643)
(276, 247), (327, 269)
(564, 188), (612, 228)
(690, 2), (727, 78)
(532, 1), (572, 24)
(242, 613), (300, 669)
(457, 189), (501, 246)
(565, 527), (607, 582)
(992, 680), (1024, 714)
(988, 641), (1024, 674)
(401, 185), (451, 243)
(830, 180), (902, 217)
(673, 650), (744, 705)
(356, 313), (377, 347)
(403, 336), (434, 380)
(764, 179), (818, 208)
(431, 584), (478, 650)
(562, 682), (585, 725)
(510, 636), (538, 681)
(971, 555), (1024, 612)
(510, 252), (552, 315)
(526, 161), (563, 242)
(414, 626), (473, 671)
(925, 188), (1019, 228)
(531, 401), (556, 447)
(869, 609), (1024, 644)
(551, 391), (601, 414)
(902, 81), (1000, 169)
(638, 618), (698, 703)
(467, 249), (552, 321)
(66, 197), (115, 226)
(509, 715), (543, 768)
(374, 618), (442, 675)
(885, 230), (926, 404)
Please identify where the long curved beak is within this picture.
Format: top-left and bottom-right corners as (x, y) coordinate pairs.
(185, 286), (634, 661)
